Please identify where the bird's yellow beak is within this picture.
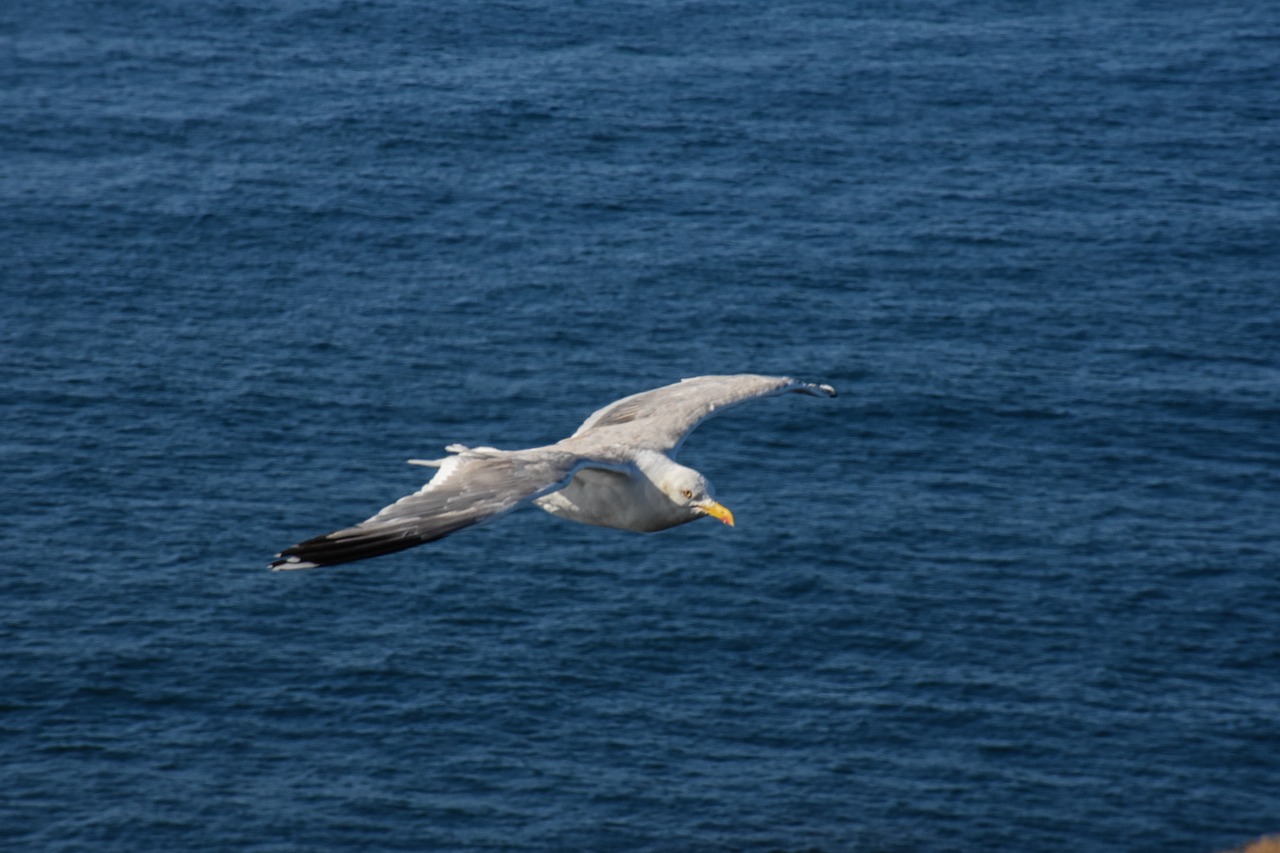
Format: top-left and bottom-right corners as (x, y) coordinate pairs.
(697, 499), (735, 527)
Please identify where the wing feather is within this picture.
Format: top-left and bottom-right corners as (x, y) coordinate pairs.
(570, 374), (836, 455)
(271, 449), (611, 569)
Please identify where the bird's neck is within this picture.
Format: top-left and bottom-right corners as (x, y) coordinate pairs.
(633, 450), (693, 485)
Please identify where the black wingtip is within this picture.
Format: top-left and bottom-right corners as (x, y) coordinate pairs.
(268, 522), (454, 570)
(800, 381), (836, 398)
(269, 553), (319, 571)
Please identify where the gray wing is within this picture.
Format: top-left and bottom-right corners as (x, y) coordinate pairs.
(570, 374), (837, 455)
(271, 449), (610, 569)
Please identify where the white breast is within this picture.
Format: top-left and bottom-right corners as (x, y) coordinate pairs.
(534, 465), (695, 533)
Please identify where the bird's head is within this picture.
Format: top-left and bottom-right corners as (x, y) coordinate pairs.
(663, 468), (735, 527)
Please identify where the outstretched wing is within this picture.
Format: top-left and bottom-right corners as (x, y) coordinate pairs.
(570, 374), (836, 455)
(271, 449), (614, 570)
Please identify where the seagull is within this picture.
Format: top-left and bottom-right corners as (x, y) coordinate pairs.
(270, 374), (836, 569)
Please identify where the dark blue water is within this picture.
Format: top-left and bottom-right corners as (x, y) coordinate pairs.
(3, 1), (1278, 850)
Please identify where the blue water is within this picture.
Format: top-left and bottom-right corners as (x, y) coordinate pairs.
(3, 1), (1278, 850)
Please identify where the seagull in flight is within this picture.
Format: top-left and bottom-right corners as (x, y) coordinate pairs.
(271, 374), (836, 569)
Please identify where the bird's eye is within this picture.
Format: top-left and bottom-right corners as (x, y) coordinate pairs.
(681, 488), (694, 499)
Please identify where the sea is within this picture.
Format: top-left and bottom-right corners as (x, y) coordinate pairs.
(2, 1), (1278, 850)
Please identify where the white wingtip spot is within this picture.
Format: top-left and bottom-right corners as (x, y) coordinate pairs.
(271, 556), (319, 571)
